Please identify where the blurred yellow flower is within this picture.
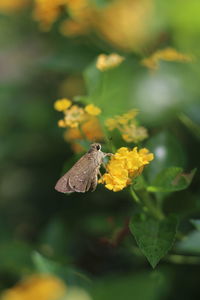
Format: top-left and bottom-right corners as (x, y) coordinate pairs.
(64, 105), (86, 128)
(81, 117), (103, 140)
(141, 47), (194, 70)
(66, 0), (154, 52)
(105, 118), (117, 131)
(1, 275), (67, 300)
(122, 125), (148, 143)
(54, 98), (72, 112)
(64, 117), (104, 152)
(99, 147), (154, 191)
(0, 0), (29, 13)
(85, 104), (101, 116)
(33, 0), (68, 31)
(55, 101), (102, 131)
(96, 53), (125, 71)
(58, 119), (66, 128)
(32, 0), (154, 51)
(105, 110), (148, 143)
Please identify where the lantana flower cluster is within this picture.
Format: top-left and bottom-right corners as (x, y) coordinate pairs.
(1, 275), (92, 300)
(1, 275), (67, 300)
(54, 100), (154, 191)
(96, 53), (125, 71)
(99, 147), (154, 191)
(31, 0), (154, 52)
(141, 47), (193, 70)
(105, 109), (148, 143)
(54, 99), (103, 152)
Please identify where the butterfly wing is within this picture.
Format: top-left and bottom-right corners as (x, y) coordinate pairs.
(55, 153), (98, 193)
(54, 174), (73, 193)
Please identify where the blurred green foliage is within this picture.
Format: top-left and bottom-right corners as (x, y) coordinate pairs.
(0, 0), (200, 299)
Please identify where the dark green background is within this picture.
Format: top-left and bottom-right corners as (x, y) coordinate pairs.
(0, 1), (200, 299)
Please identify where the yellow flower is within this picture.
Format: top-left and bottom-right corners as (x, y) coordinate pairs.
(32, 0), (154, 52)
(33, 0), (69, 31)
(155, 47), (193, 62)
(81, 117), (103, 140)
(96, 53), (125, 71)
(54, 98), (72, 112)
(64, 116), (104, 152)
(66, 0), (154, 52)
(99, 147), (154, 191)
(141, 47), (193, 70)
(64, 105), (86, 128)
(1, 275), (67, 300)
(105, 109), (148, 143)
(122, 124), (148, 143)
(105, 118), (118, 131)
(85, 104), (101, 116)
(58, 119), (66, 128)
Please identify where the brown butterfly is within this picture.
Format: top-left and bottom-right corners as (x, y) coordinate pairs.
(55, 143), (112, 193)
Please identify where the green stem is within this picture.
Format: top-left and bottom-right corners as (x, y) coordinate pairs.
(129, 187), (164, 220)
(166, 254), (200, 265)
(130, 186), (140, 203)
(131, 246), (200, 265)
(142, 191), (165, 220)
(178, 112), (200, 140)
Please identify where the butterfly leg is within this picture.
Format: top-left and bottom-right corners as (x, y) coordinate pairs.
(103, 153), (113, 158)
(98, 169), (102, 178)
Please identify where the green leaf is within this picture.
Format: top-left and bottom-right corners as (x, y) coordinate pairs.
(91, 271), (170, 300)
(147, 167), (196, 193)
(0, 241), (33, 274)
(39, 218), (68, 258)
(190, 219), (200, 231)
(83, 58), (136, 117)
(90, 0), (114, 7)
(176, 221), (200, 255)
(32, 252), (59, 274)
(129, 214), (178, 268)
(145, 131), (187, 181)
(32, 252), (90, 285)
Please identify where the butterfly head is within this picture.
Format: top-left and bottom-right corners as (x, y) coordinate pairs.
(89, 143), (101, 152)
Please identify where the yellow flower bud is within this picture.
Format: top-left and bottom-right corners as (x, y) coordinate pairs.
(54, 98), (72, 112)
(85, 104), (101, 116)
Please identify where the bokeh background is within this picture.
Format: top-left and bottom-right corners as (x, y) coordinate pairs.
(0, 0), (200, 299)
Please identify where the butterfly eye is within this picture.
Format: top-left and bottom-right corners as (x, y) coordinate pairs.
(96, 144), (101, 151)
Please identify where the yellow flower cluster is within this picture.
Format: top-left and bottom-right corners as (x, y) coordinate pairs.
(1, 275), (67, 300)
(32, 0), (68, 31)
(99, 147), (154, 192)
(54, 99), (101, 129)
(32, 0), (91, 32)
(96, 53), (125, 71)
(64, 0), (154, 52)
(141, 47), (193, 70)
(105, 110), (148, 143)
(54, 99), (103, 152)
(31, 0), (153, 51)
